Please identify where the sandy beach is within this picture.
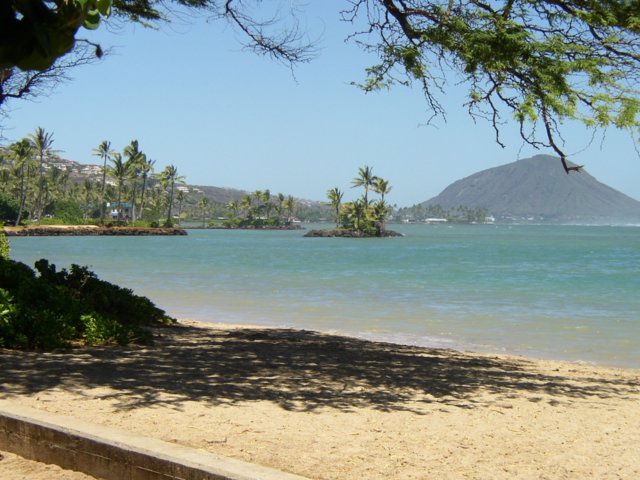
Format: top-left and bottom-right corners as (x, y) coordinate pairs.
(1, 319), (639, 479)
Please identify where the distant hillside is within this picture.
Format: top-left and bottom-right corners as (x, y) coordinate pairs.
(422, 155), (640, 223)
(190, 185), (247, 204)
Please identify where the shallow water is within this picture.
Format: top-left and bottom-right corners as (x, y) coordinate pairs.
(9, 224), (640, 367)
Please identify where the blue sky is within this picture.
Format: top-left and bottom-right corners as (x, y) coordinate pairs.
(3, 3), (640, 206)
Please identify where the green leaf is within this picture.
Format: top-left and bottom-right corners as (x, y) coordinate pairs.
(83, 11), (102, 30)
(96, 0), (112, 16)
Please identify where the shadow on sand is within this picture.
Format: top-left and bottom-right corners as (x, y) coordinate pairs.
(1, 324), (638, 413)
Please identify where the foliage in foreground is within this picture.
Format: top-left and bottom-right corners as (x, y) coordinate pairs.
(0, 257), (174, 350)
(0, 229), (9, 260)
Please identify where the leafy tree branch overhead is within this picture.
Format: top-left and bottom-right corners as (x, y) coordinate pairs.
(347, 0), (639, 172)
(0, 0), (111, 71)
(0, 0), (315, 72)
(1, 1), (639, 170)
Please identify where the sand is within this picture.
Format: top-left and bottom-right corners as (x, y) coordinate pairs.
(0, 451), (96, 480)
(1, 319), (639, 479)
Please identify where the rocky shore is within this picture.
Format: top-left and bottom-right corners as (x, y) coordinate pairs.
(3, 225), (188, 236)
(200, 225), (304, 231)
(304, 228), (403, 238)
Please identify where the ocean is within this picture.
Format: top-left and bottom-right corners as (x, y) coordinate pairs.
(8, 224), (640, 368)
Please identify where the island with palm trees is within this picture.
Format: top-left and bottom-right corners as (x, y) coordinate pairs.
(213, 190), (303, 230)
(0, 130), (191, 235)
(305, 166), (402, 238)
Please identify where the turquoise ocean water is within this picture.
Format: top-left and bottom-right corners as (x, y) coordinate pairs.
(9, 224), (640, 368)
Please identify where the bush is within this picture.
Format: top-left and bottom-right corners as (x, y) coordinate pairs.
(0, 231), (9, 259)
(37, 217), (100, 226)
(45, 199), (83, 224)
(222, 217), (284, 229)
(131, 220), (152, 228)
(0, 193), (20, 224)
(223, 217), (241, 228)
(0, 257), (173, 349)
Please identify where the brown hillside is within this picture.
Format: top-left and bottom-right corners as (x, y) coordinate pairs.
(423, 155), (640, 222)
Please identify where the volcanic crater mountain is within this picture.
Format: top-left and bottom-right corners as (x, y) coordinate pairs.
(422, 155), (640, 223)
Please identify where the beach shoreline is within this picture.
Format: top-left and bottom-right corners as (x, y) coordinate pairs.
(1, 319), (639, 479)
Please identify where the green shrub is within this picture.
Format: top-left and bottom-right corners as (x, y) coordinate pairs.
(45, 199), (83, 224)
(223, 217), (241, 228)
(38, 217), (101, 226)
(0, 257), (173, 350)
(131, 220), (151, 228)
(0, 193), (20, 223)
(35, 217), (67, 225)
(0, 231), (9, 259)
(82, 313), (149, 346)
(0, 288), (17, 348)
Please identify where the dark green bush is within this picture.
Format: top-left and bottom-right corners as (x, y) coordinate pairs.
(0, 193), (20, 223)
(45, 199), (83, 224)
(223, 217), (241, 228)
(0, 230), (9, 259)
(0, 257), (174, 350)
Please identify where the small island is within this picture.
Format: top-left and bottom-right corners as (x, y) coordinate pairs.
(209, 224), (304, 230)
(305, 166), (402, 238)
(215, 191), (305, 230)
(304, 228), (402, 238)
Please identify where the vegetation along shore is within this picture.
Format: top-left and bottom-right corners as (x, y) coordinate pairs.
(3, 225), (187, 236)
(0, 132), (307, 229)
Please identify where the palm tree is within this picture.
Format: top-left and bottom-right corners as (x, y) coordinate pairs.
(92, 140), (113, 225)
(138, 155), (155, 221)
(351, 165), (375, 206)
(43, 165), (65, 209)
(370, 199), (390, 235)
(327, 187), (344, 227)
(373, 177), (392, 203)
(160, 164), (184, 227)
(276, 192), (285, 222)
(226, 199), (240, 219)
(240, 194), (253, 220)
(261, 189), (272, 220)
(107, 153), (127, 222)
(123, 140), (143, 223)
(252, 190), (264, 218)
(349, 198), (367, 232)
(0, 169), (11, 194)
(56, 168), (71, 200)
(143, 184), (162, 218)
(9, 139), (35, 225)
(29, 127), (55, 222)
(283, 195), (296, 225)
(198, 196), (210, 227)
(82, 179), (96, 219)
(175, 189), (187, 226)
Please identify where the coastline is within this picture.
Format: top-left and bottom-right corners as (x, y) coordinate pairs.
(1, 318), (639, 479)
(3, 225), (187, 236)
(202, 225), (305, 230)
